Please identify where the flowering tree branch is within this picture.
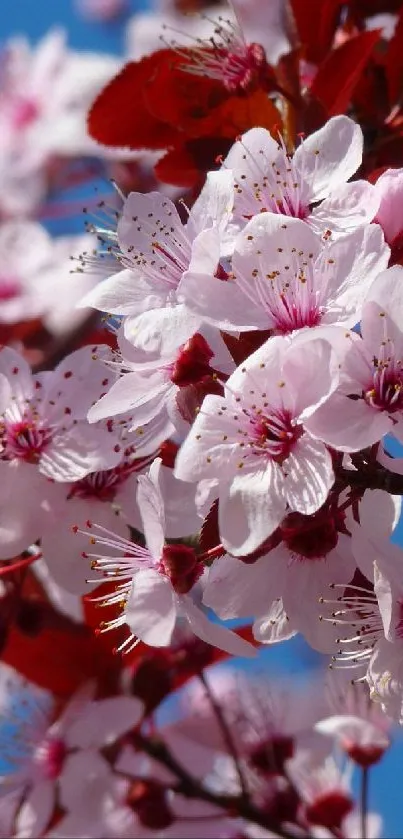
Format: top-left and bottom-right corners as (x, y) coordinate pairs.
(131, 731), (308, 839)
(336, 462), (403, 495)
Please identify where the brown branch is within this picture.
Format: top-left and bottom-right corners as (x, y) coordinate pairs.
(335, 462), (403, 495)
(131, 732), (308, 839)
(198, 671), (249, 800)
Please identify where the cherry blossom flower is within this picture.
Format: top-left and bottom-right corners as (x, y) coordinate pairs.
(367, 637), (403, 724)
(76, 0), (127, 22)
(0, 222), (55, 325)
(126, 0), (289, 68)
(374, 167), (403, 264)
(305, 267), (403, 451)
(287, 754), (354, 832)
(220, 117), (380, 237)
(87, 322), (233, 434)
(315, 672), (391, 767)
(0, 677), (142, 839)
(175, 669), (329, 768)
(0, 224), (111, 336)
(316, 491), (402, 674)
(0, 30), (125, 218)
(0, 345), (122, 481)
(175, 333), (338, 555)
(79, 170), (234, 355)
(203, 501), (357, 652)
(0, 345), (123, 558)
(179, 213), (389, 334)
(79, 457), (255, 657)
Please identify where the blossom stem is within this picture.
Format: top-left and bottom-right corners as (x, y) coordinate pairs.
(0, 552), (42, 576)
(131, 731), (307, 838)
(360, 766), (369, 839)
(336, 462), (403, 495)
(198, 670), (249, 800)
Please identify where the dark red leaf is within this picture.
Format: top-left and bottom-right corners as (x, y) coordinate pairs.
(310, 29), (381, 116)
(289, 0), (343, 64)
(385, 7), (403, 106)
(88, 53), (180, 150)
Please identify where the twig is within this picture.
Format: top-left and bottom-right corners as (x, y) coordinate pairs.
(360, 766), (369, 839)
(198, 670), (249, 800)
(336, 463), (403, 495)
(131, 731), (308, 839)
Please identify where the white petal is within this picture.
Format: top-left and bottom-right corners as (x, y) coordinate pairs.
(15, 780), (54, 839)
(181, 596), (256, 657)
(137, 463), (165, 559)
(294, 116), (363, 202)
(126, 569), (176, 647)
(219, 464), (285, 556)
(66, 697), (143, 749)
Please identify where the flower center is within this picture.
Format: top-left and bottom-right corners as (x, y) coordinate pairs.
(170, 333), (215, 387)
(250, 409), (303, 463)
(174, 15), (269, 94)
(34, 737), (67, 781)
(364, 349), (403, 413)
(159, 543), (203, 594)
(1, 417), (52, 463)
(248, 735), (294, 776)
(11, 97), (40, 130)
(230, 133), (311, 222)
(305, 791), (353, 830)
(0, 276), (22, 302)
(280, 508), (343, 560)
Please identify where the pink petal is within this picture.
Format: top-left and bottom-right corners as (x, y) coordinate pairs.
(283, 436), (334, 515)
(137, 461), (165, 559)
(15, 779), (55, 839)
(66, 697), (143, 750)
(181, 595), (256, 657)
(219, 464), (285, 555)
(79, 268), (167, 316)
(125, 569), (177, 646)
(294, 115), (363, 203)
(312, 180), (380, 232)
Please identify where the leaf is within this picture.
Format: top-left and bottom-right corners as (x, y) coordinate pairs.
(310, 29), (381, 116)
(289, 0), (343, 64)
(87, 53), (180, 150)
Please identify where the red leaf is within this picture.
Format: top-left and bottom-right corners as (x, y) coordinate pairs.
(87, 53), (180, 150)
(2, 622), (121, 699)
(385, 7), (403, 106)
(310, 29), (381, 116)
(289, 0), (343, 64)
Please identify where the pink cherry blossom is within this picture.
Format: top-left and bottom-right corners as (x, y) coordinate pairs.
(0, 31), (123, 218)
(315, 672), (391, 767)
(79, 170), (234, 355)
(87, 322), (233, 434)
(76, 0), (127, 22)
(79, 458), (255, 657)
(0, 678), (142, 838)
(0, 345), (122, 482)
(0, 222), (54, 324)
(374, 167), (403, 264)
(179, 213), (389, 334)
(203, 503), (356, 652)
(305, 267), (403, 451)
(175, 334), (338, 555)
(367, 637), (403, 724)
(221, 117), (380, 236)
(287, 754), (354, 832)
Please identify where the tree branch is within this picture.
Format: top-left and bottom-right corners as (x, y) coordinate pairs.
(131, 731), (308, 839)
(336, 462), (403, 495)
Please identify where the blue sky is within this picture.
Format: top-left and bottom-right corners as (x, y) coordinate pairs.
(1, 1), (402, 833)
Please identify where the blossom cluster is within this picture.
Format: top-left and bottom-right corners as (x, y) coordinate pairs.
(3, 0), (403, 835)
